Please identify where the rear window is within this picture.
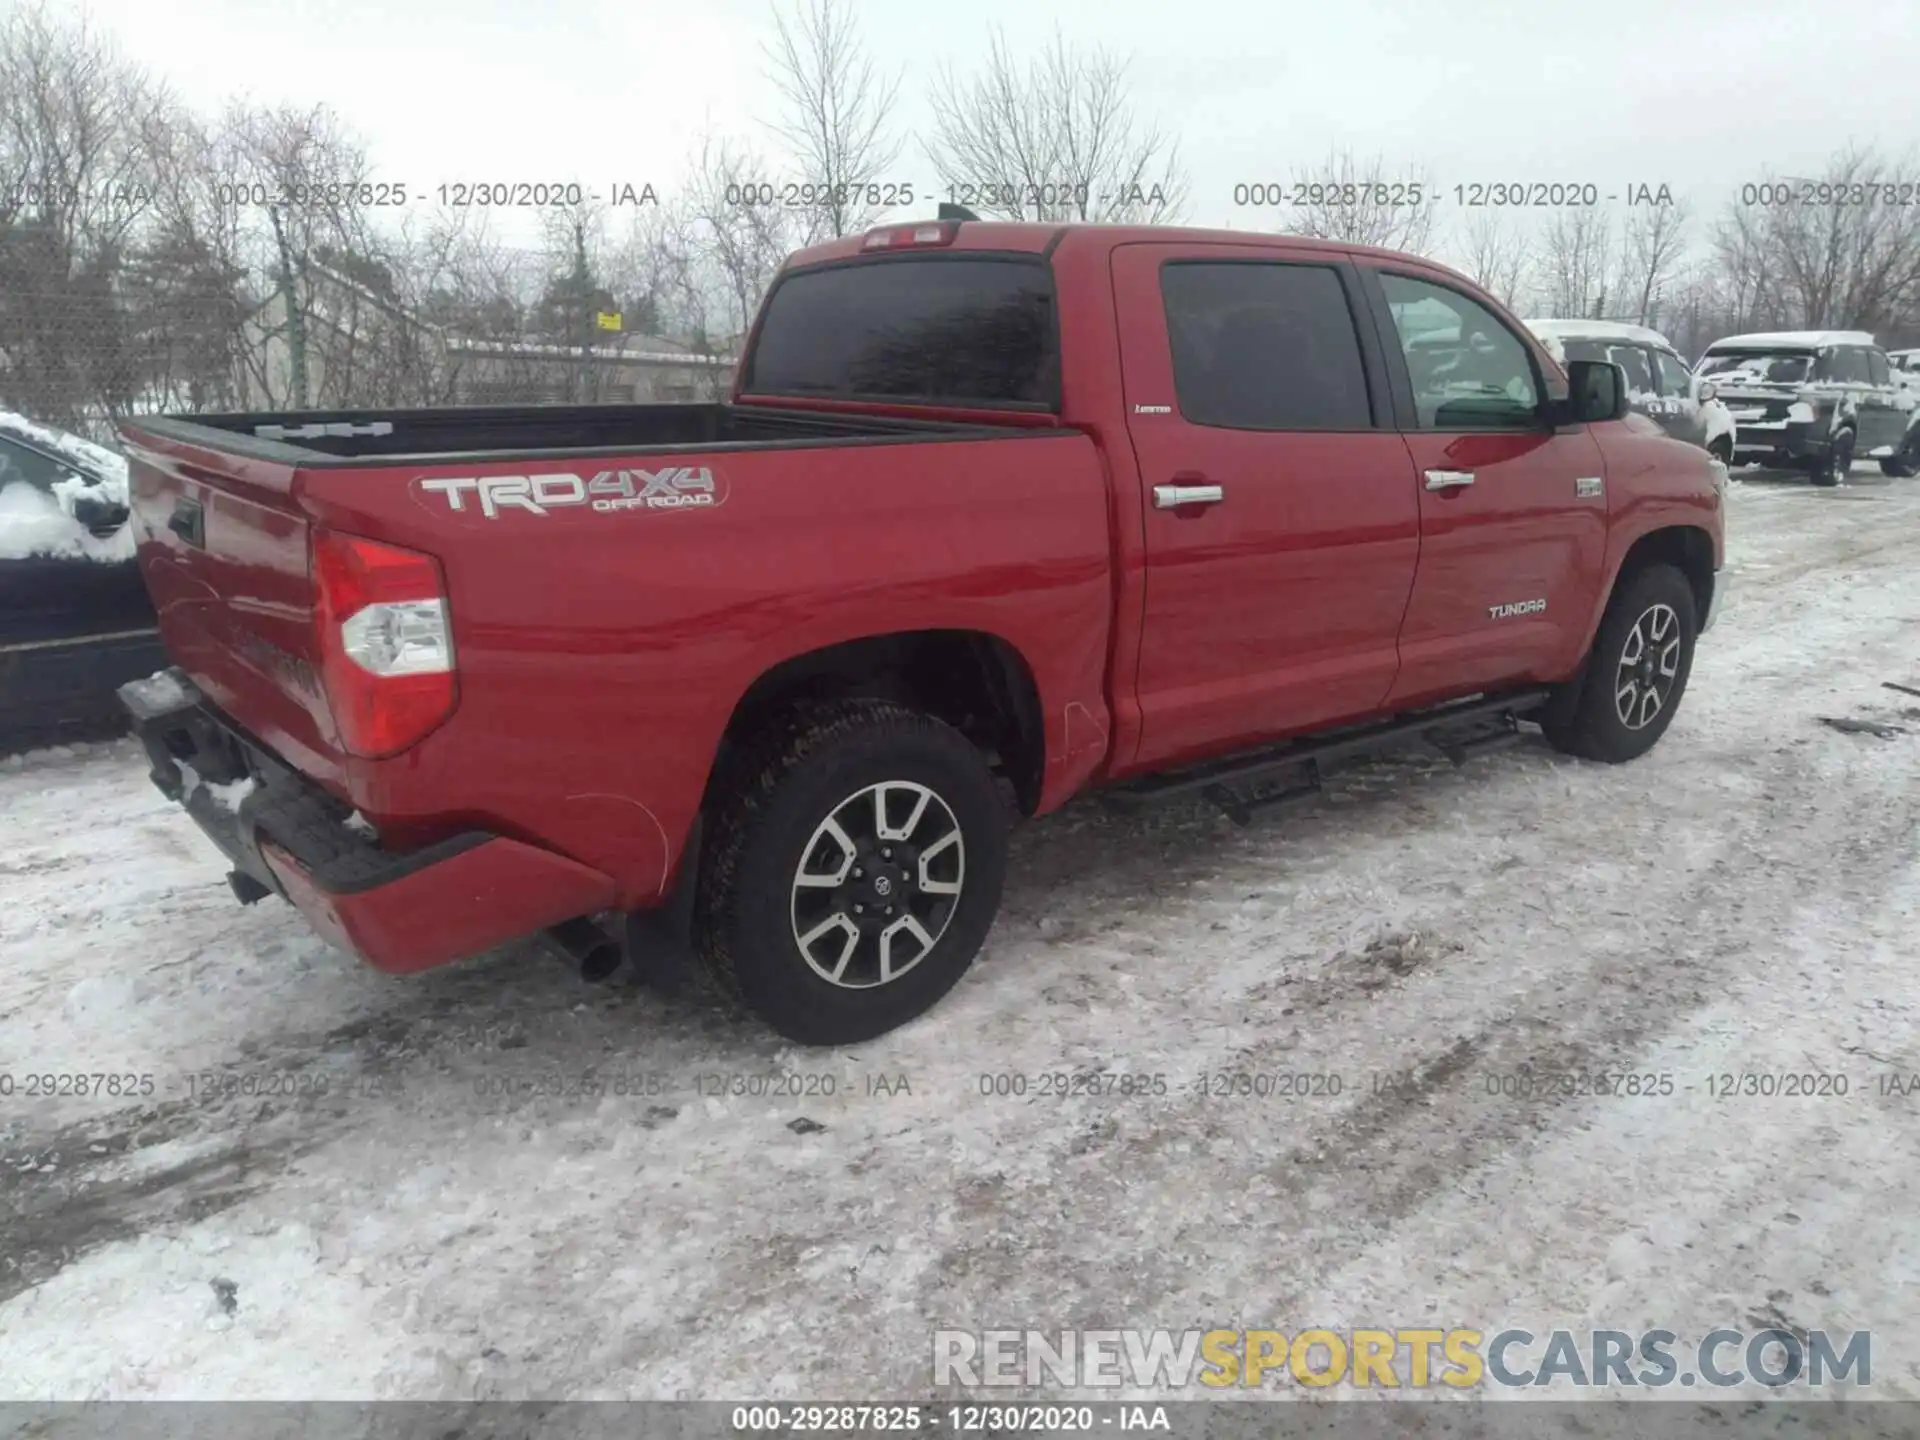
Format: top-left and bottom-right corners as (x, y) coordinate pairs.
(741, 257), (1059, 409)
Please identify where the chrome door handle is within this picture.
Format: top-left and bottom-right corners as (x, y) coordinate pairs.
(1424, 470), (1475, 491)
(1154, 483), (1225, 509)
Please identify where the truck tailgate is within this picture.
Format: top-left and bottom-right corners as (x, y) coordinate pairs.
(120, 430), (343, 785)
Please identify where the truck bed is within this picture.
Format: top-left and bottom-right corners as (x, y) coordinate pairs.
(117, 399), (1113, 899)
(128, 401), (1028, 465)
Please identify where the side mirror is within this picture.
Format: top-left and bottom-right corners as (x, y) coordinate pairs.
(1559, 359), (1630, 424)
(68, 492), (129, 537)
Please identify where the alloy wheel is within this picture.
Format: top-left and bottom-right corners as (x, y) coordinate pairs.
(1614, 602), (1683, 731)
(788, 781), (965, 989)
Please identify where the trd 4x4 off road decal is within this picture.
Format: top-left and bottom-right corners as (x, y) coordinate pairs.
(416, 467), (724, 518)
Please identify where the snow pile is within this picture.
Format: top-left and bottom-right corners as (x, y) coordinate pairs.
(0, 481), (135, 562)
(174, 760), (256, 813)
(121, 669), (194, 713)
(0, 412), (135, 563)
(0, 411), (129, 504)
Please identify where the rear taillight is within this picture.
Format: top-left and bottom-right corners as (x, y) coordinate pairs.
(310, 528), (456, 758)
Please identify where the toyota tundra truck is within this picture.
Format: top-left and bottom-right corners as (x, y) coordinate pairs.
(115, 218), (1726, 1044)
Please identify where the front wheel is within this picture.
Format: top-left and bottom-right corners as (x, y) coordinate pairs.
(1810, 427), (1854, 486)
(1542, 564), (1698, 763)
(693, 699), (1009, 1044)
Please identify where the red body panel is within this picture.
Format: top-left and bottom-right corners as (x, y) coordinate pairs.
(121, 220), (1725, 979)
(260, 837), (620, 973)
(125, 427), (1115, 909)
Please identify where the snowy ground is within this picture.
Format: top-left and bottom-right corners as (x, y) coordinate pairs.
(2, 467), (1918, 1405)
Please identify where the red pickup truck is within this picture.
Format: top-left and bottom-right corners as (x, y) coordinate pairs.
(116, 219), (1724, 1044)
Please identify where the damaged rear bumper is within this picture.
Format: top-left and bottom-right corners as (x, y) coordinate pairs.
(117, 668), (619, 974)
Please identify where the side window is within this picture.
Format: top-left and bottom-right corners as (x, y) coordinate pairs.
(1867, 350), (1891, 387)
(1607, 344), (1654, 397)
(1653, 349), (1694, 398)
(1821, 348), (1869, 384)
(0, 438), (70, 491)
(1160, 261), (1373, 430)
(1377, 273), (1539, 429)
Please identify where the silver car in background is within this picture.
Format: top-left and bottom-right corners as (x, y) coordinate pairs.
(1526, 319), (1736, 463)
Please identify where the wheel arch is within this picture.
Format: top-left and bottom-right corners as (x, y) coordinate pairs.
(1561, 523), (1717, 705)
(709, 628), (1048, 818)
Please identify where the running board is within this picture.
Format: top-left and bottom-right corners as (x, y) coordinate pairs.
(1105, 689), (1550, 825)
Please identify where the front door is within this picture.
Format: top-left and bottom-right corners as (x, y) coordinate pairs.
(1650, 347), (1708, 448)
(1361, 267), (1610, 708)
(1112, 243), (1421, 772)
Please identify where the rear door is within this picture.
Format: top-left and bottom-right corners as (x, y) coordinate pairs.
(1112, 242), (1419, 771)
(1358, 266), (1609, 707)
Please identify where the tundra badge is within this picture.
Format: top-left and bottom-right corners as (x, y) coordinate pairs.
(1575, 476), (1604, 497)
(1488, 599), (1547, 619)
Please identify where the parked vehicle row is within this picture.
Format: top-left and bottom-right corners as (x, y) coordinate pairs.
(116, 217), (1724, 1043)
(1524, 321), (1920, 486)
(1525, 319), (1737, 464)
(1697, 331), (1920, 485)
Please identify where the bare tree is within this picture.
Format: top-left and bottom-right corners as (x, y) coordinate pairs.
(1284, 149), (1436, 254)
(1730, 148), (1920, 333)
(1618, 199), (1692, 328)
(0, 3), (178, 427)
(763, 0), (902, 242)
(680, 134), (801, 347)
(1540, 207), (1615, 318)
(1452, 209), (1533, 310)
(926, 31), (1186, 223)
(216, 101), (396, 408)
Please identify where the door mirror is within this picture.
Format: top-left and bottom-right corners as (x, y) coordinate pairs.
(68, 492), (129, 537)
(1559, 359), (1629, 424)
(1697, 380), (1717, 403)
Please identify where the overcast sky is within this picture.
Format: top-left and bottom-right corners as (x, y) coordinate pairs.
(54, 0), (1920, 254)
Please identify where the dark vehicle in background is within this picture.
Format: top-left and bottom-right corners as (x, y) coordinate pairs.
(1695, 331), (1920, 485)
(0, 413), (165, 751)
(1527, 320), (1736, 463)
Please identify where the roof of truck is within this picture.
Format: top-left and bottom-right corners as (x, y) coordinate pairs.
(782, 219), (1473, 278)
(1704, 330), (1878, 351)
(1526, 319), (1675, 350)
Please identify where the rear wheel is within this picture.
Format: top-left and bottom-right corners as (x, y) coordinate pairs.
(1880, 429), (1919, 478)
(693, 698), (1008, 1045)
(1810, 427), (1854, 486)
(1542, 564), (1698, 764)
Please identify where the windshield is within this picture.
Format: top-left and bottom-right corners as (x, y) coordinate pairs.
(1698, 350), (1815, 384)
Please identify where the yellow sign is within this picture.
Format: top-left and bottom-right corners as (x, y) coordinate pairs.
(595, 311), (622, 332)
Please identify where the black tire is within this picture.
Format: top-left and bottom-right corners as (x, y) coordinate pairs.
(1541, 564), (1698, 763)
(1880, 430), (1920, 478)
(1810, 427), (1853, 486)
(692, 698), (1008, 1045)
